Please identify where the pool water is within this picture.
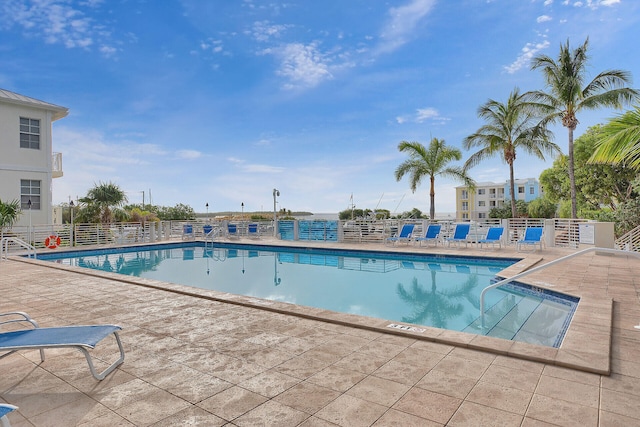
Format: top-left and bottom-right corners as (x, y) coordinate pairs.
(39, 243), (578, 347)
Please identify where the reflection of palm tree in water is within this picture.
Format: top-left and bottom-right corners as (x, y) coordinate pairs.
(78, 251), (165, 276)
(396, 269), (479, 329)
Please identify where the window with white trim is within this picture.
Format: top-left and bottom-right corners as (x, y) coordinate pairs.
(478, 201), (486, 207)
(21, 180), (41, 210)
(20, 117), (40, 149)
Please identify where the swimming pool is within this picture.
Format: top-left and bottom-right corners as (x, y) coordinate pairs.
(38, 242), (578, 347)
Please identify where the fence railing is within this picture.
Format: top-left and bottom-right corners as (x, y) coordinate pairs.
(615, 224), (640, 251)
(0, 217), (630, 255)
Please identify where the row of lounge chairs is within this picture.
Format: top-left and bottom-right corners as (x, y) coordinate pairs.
(183, 223), (261, 240)
(386, 223), (544, 251)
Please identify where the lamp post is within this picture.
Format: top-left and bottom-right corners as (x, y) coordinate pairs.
(241, 202), (244, 217)
(272, 189), (279, 237)
(27, 199), (32, 245)
(205, 202), (209, 221)
(69, 200), (74, 246)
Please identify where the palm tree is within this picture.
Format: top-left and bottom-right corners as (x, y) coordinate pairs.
(395, 138), (475, 220)
(463, 88), (560, 218)
(0, 199), (21, 234)
(529, 38), (639, 218)
(589, 106), (640, 171)
(78, 181), (128, 224)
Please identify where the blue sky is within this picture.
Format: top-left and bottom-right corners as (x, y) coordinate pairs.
(1, 0), (638, 216)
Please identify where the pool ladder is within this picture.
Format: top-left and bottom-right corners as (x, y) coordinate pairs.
(0, 237), (37, 261)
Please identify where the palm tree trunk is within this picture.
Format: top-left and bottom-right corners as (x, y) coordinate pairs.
(568, 128), (577, 218)
(509, 162), (517, 218)
(429, 175), (436, 220)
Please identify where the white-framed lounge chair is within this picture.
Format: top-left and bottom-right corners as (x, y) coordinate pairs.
(227, 224), (239, 240)
(517, 227), (544, 252)
(385, 224), (415, 245)
(0, 404), (18, 427)
(477, 226), (504, 249)
(445, 223), (471, 248)
(415, 224), (441, 247)
(247, 223), (260, 239)
(0, 312), (125, 381)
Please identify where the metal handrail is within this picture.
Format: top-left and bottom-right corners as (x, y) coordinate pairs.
(1, 237), (37, 260)
(480, 247), (640, 331)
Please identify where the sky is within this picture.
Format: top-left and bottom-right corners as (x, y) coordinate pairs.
(1, 0), (639, 216)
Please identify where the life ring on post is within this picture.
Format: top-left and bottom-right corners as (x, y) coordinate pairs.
(44, 234), (61, 249)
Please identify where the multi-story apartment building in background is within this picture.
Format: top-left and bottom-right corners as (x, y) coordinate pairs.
(455, 178), (542, 220)
(0, 89), (68, 227)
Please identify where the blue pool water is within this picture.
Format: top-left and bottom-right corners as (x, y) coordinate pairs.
(39, 243), (578, 347)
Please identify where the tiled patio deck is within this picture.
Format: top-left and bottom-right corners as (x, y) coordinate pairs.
(1, 240), (639, 426)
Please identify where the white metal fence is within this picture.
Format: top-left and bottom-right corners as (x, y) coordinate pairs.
(0, 217), (627, 255)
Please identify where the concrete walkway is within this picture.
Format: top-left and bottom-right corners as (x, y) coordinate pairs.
(0, 241), (639, 426)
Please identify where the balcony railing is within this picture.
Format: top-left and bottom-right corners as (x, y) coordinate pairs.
(52, 152), (63, 178)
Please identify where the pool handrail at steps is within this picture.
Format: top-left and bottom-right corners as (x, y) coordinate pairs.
(480, 247), (640, 331)
(1, 237), (36, 261)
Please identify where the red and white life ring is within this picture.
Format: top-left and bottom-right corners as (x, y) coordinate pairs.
(44, 235), (61, 249)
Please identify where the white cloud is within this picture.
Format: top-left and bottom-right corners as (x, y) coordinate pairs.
(176, 150), (203, 160)
(544, 0), (554, 5)
(0, 0), (116, 57)
(504, 39), (550, 74)
(537, 15), (552, 23)
(268, 42), (333, 90)
(377, 0), (437, 54)
(248, 20), (290, 42)
(397, 107), (449, 124)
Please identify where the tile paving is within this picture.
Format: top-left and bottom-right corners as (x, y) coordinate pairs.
(0, 239), (639, 426)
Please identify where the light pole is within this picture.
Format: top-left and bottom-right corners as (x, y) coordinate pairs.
(27, 199), (32, 245)
(69, 200), (74, 246)
(272, 189), (279, 237)
(241, 202), (244, 218)
(206, 202), (209, 220)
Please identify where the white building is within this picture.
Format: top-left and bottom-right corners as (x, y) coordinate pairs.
(0, 89), (68, 227)
(455, 178), (542, 220)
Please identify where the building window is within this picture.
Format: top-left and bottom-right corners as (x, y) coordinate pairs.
(478, 189), (485, 195)
(490, 201), (496, 207)
(461, 190), (468, 199)
(21, 180), (41, 210)
(478, 213), (486, 219)
(518, 186), (525, 194)
(478, 201), (486, 207)
(462, 213), (469, 219)
(462, 201), (468, 211)
(20, 117), (40, 149)
(530, 187), (535, 195)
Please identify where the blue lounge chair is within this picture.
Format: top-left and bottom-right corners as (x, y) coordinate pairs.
(0, 312), (124, 381)
(0, 404), (18, 427)
(517, 227), (544, 251)
(415, 224), (441, 246)
(477, 227), (504, 248)
(182, 224), (194, 240)
(445, 223), (471, 248)
(227, 224), (239, 240)
(203, 224), (213, 235)
(247, 223), (260, 239)
(386, 224), (415, 245)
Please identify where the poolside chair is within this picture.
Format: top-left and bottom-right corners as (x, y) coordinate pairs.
(182, 224), (194, 240)
(445, 223), (471, 248)
(247, 223), (260, 239)
(227, 224), (239, 240)
(385, 224), (415, 245)
(415, 224), (441, 247)
(0, 312), (125, 381)
(0, 404), (17, 427)
(517, 227), (544, 252)
(203, 224), (213, 236)
(477, 227), (504, 249)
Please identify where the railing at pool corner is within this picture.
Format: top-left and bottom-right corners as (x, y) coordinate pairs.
(1, 237), (36, 260)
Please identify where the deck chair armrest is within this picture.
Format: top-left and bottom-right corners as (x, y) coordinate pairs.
(0, 312), (39, 330)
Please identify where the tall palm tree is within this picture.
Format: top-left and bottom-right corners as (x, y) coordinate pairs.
(529, 38), (639, 218)
(395, 138), (475, 220)
(590, 106), (640, 171)
(78, 181), (128, 224)
(464, 88), (560, 218)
